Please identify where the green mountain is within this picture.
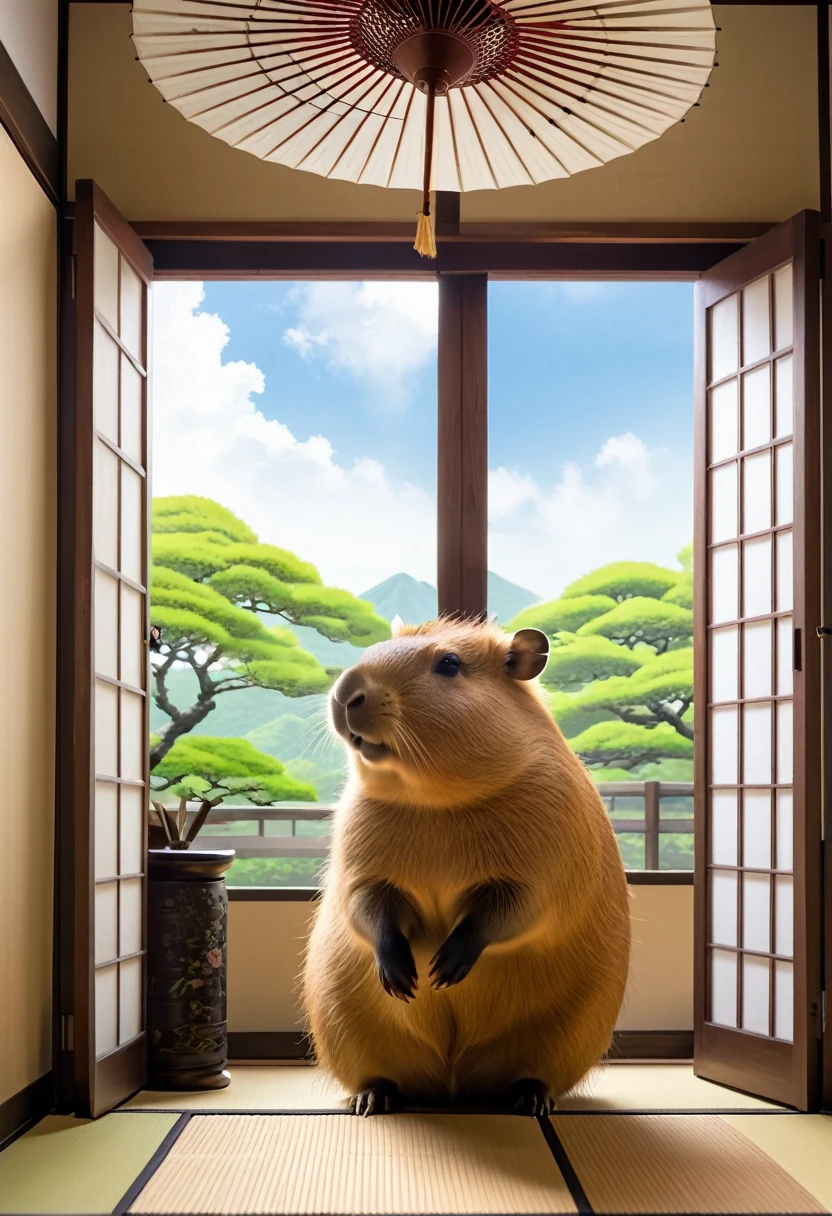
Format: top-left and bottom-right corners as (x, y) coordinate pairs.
(359, 571), (540, 625)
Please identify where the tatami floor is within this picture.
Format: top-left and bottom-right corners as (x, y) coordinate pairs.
(1, 1065), (830, 1216)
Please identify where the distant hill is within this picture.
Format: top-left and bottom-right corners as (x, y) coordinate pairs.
(360, 571), (539, 625)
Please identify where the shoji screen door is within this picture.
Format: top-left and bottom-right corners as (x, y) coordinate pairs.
(72, 182), (152, 1117)
(694, 213), (824, 1110)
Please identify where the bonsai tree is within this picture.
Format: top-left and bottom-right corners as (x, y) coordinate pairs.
(150, 735), (316, 845)
(150, 496), (389, 768)
(509, 551), (694, 776)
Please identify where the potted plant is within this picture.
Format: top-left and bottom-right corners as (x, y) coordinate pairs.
(146, 738), (316, 1090)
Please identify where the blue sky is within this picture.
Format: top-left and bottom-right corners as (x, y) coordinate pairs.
(153, 279), (694, 599)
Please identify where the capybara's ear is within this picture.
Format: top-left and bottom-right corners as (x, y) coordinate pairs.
(390, 614), (405, 637)
(505, 628), (550, 681)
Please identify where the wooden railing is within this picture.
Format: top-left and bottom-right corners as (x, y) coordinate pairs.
(192, 781), (694, 872)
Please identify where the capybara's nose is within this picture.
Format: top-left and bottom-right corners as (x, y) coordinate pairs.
(347, 692), (365, 711)
(332, 668), (364, 707)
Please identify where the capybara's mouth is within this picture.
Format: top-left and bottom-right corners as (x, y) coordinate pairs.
(348, 733), (391, 762)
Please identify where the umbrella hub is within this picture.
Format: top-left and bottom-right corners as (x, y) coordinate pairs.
(350, 0), (518, 93)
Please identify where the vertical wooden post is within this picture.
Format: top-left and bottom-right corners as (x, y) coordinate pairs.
(437, 274), (488, 618)
(644, 781), (660, 872)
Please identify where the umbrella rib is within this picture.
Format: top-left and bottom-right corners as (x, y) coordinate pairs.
(134, 9), (355, 25)
(459, 87), (499, 189)
(356, 77), (408, 182)
(511, 52), (689, 129)
(473, 84), (536, 186)
(481, 77), (568, 175)
(168, 0), (362, 14)
(386, 85), (416, 188)
(325, 71), (401, 177)
(447, 91), (462, 191)
(500, 67), (640, 152)
(520, 28), (716, 57)
(256, 61), (380, 159)
(513, 48), (700, 108)
(157, 39), (358, 105)
(517, 32), (714, 76)
(508, 0), (711, 17)
(511, 50), (691, 120)
(489, 74), (595, 170)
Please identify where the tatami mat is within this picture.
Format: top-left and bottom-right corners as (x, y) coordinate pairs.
(551, 1113), (827, 1215)
(0, 1112), (179, 1215)
(721, 1115), (832, 1213)
(128, 1114), (576, 1216)
(123, 1062), (779, 1113)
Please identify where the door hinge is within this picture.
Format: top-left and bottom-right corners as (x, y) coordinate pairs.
(61, 1013), (75, 1052)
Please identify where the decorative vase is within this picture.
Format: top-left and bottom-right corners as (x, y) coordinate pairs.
(147, 848), (235, 1091)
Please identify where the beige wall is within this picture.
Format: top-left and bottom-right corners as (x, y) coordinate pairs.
(0, 124), (57, 1105)
(68, 5), (819, 225)
(228, 884), (693, 1035)
(0, 0), (59, 134)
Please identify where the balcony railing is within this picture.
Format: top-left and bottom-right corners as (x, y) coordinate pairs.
(185, 781), (694, 884)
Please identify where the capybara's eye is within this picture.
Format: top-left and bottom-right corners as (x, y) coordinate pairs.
(433, 653), (461, 678)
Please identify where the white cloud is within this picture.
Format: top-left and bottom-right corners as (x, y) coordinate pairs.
(281, 281), (438, 405)
(488, 433), (690, 599)
(151, 282), (436, 594)
(151, 283), (690, 607)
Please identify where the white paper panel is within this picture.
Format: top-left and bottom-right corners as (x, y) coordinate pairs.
(772, 263), (793, 352)
(776, 530), (793, 612)
(120, 878), (143, 956)
(95, 781), (118, 880)
(774, 960), (794, 1042)
(776, 699), (794, 785)
(741, 955), (770, 1036)
(120, 784), (145, 876)
(776, 617), (793, 696)
(742, 450), (771, 535)
(743, 536), (772, 618)
(120, 585), (145, 690)
(93, 323), (119, 445)
(741, 277), (771, 367)
(743, 790), (771, 870)
(711, 705), (738, 785)
(93, 440), (120, 570)
(119, 957), (143, 1045)
(711, 791), (738, 866)
(741, 364), (771, 452)
(711, 545), (739, 625)
(711, 462), (738, 543)
(774, 355), (793, 438)
(95, 679), (119, 778)
(94, 223), (119, 332)
(95, 965), (118, 1058)
(775, 874), (793, 958)
(94, 569), (119, 680)
(743, 620), (771, 699)
(119, 257), (143, 361)
(776, 790), (794, 871)
(775, 443), (793, 526)
(711, 627), (738, 703)
(742, 872), (771, 953)
(710, 294), (738, 382)
(710, 948), (737, 1027)
(95, 882), (118, 965)
(120, 357), (144, 466)
(711, 869), (738, 947)
(710, 379), (738, 463)
(120, 690), (145, 781)
(120, 465), (144, 584)
(743, 702), (772, 785)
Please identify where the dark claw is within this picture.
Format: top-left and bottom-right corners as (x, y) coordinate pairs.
(349, 1079), (398, 1117)
(376, 930), (418, 1001)
(507, 1079), (553, 1117)
(430, 920), (483, 990)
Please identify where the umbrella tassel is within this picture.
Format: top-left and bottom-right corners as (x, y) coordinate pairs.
(414, 89), (437, 259)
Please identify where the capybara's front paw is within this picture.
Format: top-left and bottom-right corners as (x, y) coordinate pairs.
(429, 920), (483, 989)
(349, 1077), (399, 1116)
(506, 1078), (553, 1117)
(376, 930), (418, 1001)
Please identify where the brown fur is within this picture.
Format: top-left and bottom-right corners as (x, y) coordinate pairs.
(300, 619), (631, 1106)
